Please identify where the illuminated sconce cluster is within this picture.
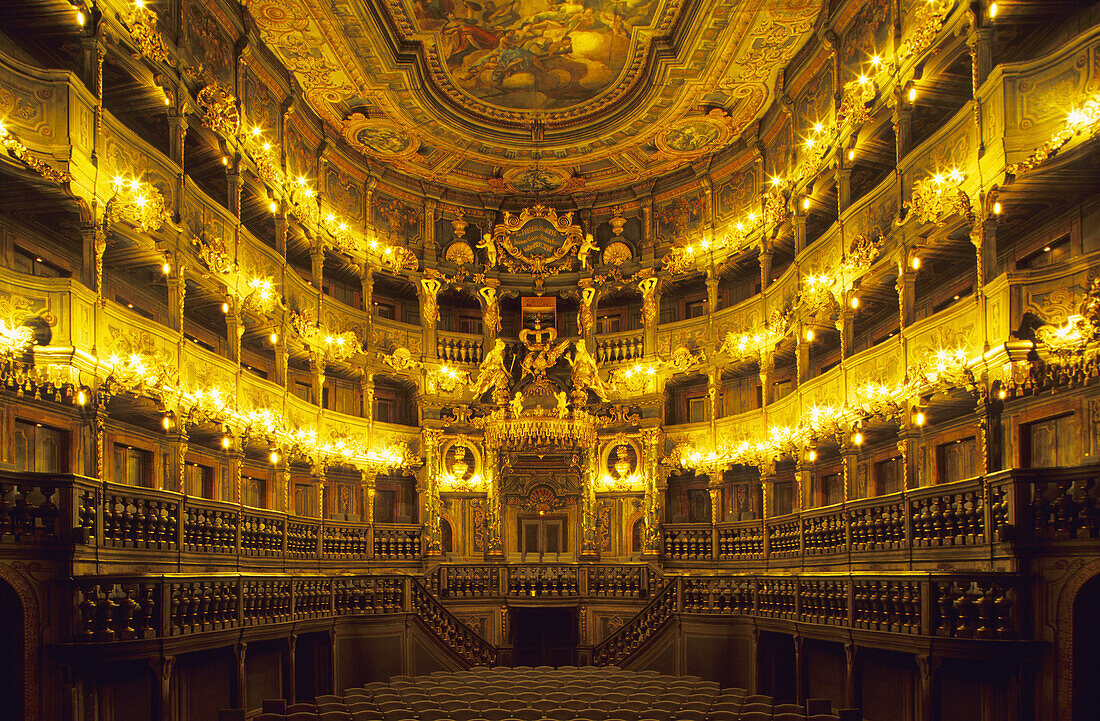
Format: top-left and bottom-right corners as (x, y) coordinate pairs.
(106, 175), (169, 233)
(0, 320), (35, 358)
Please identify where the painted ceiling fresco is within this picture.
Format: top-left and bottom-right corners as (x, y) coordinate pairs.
(248, 0), (824, 190)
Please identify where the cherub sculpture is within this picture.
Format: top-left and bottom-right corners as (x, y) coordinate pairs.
(510, 391), (525, 418)
(577, 232), (599, 270)
(477, 232), (498, 268)
(554, 391), (569, 418)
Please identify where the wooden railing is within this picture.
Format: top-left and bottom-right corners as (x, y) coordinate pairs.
(410, 577), (499, 666)
(436, 332), (484, 365)
(595, 332), (644, 364)
(1, 473), (423, 567)
(665, 468), (1100, 566)
(71, 574), (407, 642)
(592, 578), (677, 666)
(593, 571), (1024, 666)
(429, 564), (653, 599)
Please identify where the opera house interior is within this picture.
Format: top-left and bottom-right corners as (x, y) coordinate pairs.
(0, 0), (1099, 719)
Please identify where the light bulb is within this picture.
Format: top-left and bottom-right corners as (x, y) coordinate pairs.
(911, 256), (921, 270)
(269, 331), (278, 344)
(76, 389), (87, 406)
(852, 432), (863, 446)
(221, 156), (229, 166)
(915, 411), (926, 426)
(847, 149), (855, 161)
(802, 197), (811, 210)
(989, 2), (998, 19)
(908, 87), (917, 103)
(221, 301), (229, 313)
(162, 262), (171, 275)
(807, 449), (816, 462)
(76, 8), (85, 25)
(805, 329), (815, 342)
(269, 200), (278, 213)
(221, 435), (232, 449)
(850, 297), (860, 309)
(162, 415), (173, 430)
(269, 450), (280, 464)
(993, 201), (1002, 215)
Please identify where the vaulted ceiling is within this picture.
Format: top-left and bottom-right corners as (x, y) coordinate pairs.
(248, 0), (824, 192)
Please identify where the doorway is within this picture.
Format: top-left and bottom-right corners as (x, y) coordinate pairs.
(1074, 575), (1100, 721)
(0, 580), (23, 721)
(511, 607), (577, 667)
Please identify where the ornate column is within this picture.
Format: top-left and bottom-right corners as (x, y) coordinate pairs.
(286, 634), (297, 703)
(227, 154), (242, 218)
(478, 283), (502, 342)
(360, 372), (375, 421)
(167, 260), (185, 333)
(419, 277), (441, 360)
(759, 246), (773, 290)
(638, 276), (659, 359)
(92, 389), (109, 481)
(272, 458), (289, 513)
(273, 325), (288, 388)
(361, 265), (374, 348)
(225, 298), (242, 363)
(976, 393), (1004, 475)
(793, 203), (807, 254)
(579, 281), (597, 349)
(484, 445), (504, 560)
(836, 152), (852, 213)
(837, 308), (854, 360)
(758, 349), (774, 408)
(361, 470), (378, 552)
(897, 264), (917, 328)
(641, 428), (663, 557)
(422, 428), (443, 557)
(893, 91), (914, 161)
(579, 443), (600, 560)
(232, 642), (248, 709)
(227, 449), (244, 505)
(150, 655), (176, 721)
(796, 323), (811, 385)
(793, 634), (805, 704)
(166, 429), (188, 494)
(274, 207), (288, 256)
(309, 350), (325, 408)
(916, 653), (939, 721)
(842, 441), (862, 501)
(844, 642), (859, 709)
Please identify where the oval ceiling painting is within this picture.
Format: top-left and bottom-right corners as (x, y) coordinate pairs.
(410, 0), (663, 111)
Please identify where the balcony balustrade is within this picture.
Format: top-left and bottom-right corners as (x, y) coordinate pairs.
(594, 571), (1025, 666)
(429, 564), (652, 599)
(664, 465), (1100, 566)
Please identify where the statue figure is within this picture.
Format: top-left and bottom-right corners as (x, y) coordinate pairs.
(477, 232), (498, 268)
(471, 338), (510, 401)
(577, 232), (599, 270)
(510, 391), (525, 418)
(520, 338), (571, 383)
(569, 339), (612, 400)
(555, 391), (569, 418)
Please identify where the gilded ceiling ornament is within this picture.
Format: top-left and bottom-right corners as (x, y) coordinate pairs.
(897, 0), (954, 60)
(105, 176), (169, 233)
(603, 242), (633, 267)
(0, 121), (71, 185)
(655, 110), (737, 157)
(121, 0), (173, 66)
(192, 234), (236, 275)
(290, 310), (362, 362)
(904, 169), (974, 227)
(661, 244), (697, 275)
(1008, 93), (1100, 178)
(445, 241), (475, 265)
(197, 83), (240, 137)
(1034, 277), (1100, 358)
(0, 321), (35, 358)
(493, 205), (586, 283)
(482, 406), (598, 451)
(837, 76), (876, 130)
(342, 113), (420, 159)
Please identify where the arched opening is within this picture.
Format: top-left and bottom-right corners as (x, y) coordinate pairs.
(1073, 574), (1100, 721)
(441, 518), (454, 553)
(631, 518), (644, 554)
(0, 579), (24, 721)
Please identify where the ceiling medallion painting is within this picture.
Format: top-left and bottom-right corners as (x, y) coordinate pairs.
(342, 113), (421, 160)
(403, 0), (669, 112)
(250, 0), (824, 188)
